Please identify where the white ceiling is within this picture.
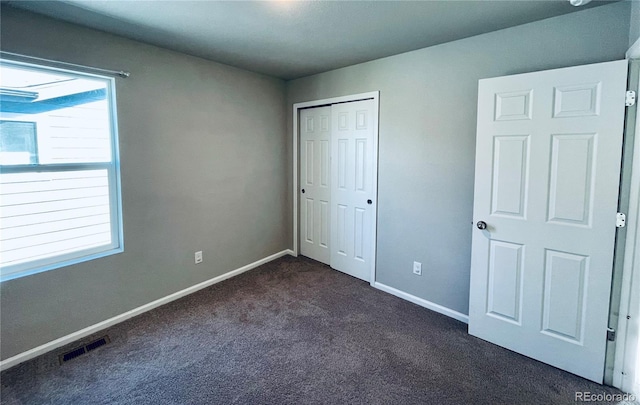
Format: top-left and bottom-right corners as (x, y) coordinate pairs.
(7, 0), (611, 80)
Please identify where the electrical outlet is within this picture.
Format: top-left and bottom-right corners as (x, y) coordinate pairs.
(413, 261), (422, 276)
(195, 251), (203, 264)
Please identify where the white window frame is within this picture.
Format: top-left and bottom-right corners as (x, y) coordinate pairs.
(0, 59), (124, 281)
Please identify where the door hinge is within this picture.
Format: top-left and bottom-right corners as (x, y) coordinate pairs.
(617, 212), (626, 228)
(607, 327), (616, 342)
(626, 91), (636, 107)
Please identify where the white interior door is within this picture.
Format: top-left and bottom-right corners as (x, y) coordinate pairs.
(300, 106), (331, 265)
(330, 100), (376, 281)
(469, 60), (628, 383)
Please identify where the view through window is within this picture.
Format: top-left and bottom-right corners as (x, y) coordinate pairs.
(0, 60), (123, 280)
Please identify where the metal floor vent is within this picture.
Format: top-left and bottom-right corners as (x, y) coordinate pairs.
(59, 335), (110, 364)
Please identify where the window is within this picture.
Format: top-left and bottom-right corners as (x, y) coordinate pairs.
(0, 60), (123, 281)
(0, 121), (38, 164)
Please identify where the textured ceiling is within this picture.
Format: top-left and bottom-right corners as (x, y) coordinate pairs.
(7, 0), (609, 80)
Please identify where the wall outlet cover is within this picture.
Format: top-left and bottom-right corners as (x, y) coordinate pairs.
(413, 261), (422, 276)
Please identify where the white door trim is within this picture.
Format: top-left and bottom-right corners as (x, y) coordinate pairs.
(612, 63), (640, 395)
(293, 91), (380, 284)
(627, 37), (640, 60)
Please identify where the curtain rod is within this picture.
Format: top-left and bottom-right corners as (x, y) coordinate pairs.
(0, 51), (131, 78)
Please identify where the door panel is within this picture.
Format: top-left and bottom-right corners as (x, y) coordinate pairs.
(469, 60), (628, 383)
(490, 135), (529, 218)
(547, 133), (595, 225)
(487, 240), (524, 324)
(542, 249), (588, 343)
(330, 100), (375, 281)
(300, 106), (331, 265)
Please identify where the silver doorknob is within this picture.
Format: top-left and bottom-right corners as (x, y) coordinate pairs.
(476, 221), (487, 230)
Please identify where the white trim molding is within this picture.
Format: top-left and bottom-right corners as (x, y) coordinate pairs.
(0, 249), (294, 371)
(612, 62), (640, 395)
(373, 281), (469, 324)
(627, 37), (640, 60)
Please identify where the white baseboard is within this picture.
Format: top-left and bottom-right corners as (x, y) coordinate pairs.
(372, 281), (469, 324)
(0, 249), (294, 372)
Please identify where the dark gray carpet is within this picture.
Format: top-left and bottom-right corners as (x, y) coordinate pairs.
(0, 256), (625, 404)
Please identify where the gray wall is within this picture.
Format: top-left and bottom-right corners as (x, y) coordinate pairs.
(287, 1), (632, 316)
(0, 1), (633, 362)
(0, 7), (288, 360)
(630, 0), (640, 48)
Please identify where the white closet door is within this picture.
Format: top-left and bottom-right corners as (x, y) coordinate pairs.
(300, 106), (331, 265)
(330, 99), (376, 281)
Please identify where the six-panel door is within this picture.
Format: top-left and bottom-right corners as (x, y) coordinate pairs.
(469, 60), (628, 383)
(300, 106), (331, 265)
(330, 100), (376, 281)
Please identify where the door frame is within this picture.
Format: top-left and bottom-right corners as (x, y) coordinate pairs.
(612, 59), (640, 395)
(292, 91), (380, 284)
